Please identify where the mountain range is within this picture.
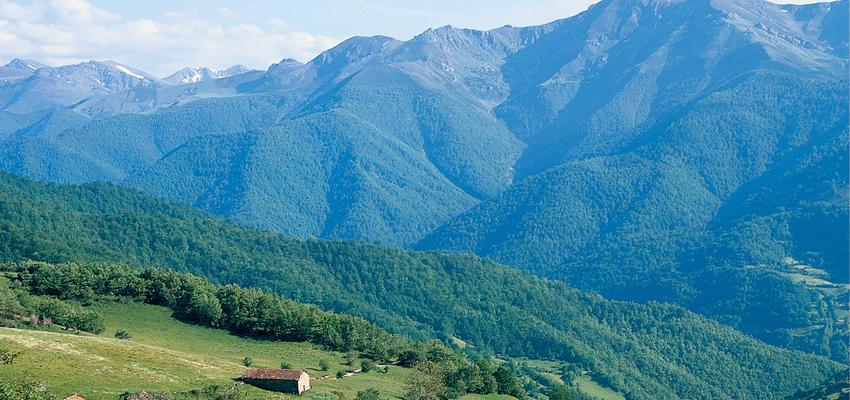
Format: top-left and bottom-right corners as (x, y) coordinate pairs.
(163, 65), (254, 85)
(0, 0), (846, 364)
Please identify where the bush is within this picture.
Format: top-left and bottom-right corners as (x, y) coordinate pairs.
(0, 284), (22, 320)
(0, 379), (53, 400)
(405, 362), (446, 400)
(242, 357), (253, 367)
(0, 346), (18, 365)
(319, 359), (329, 371)
(336, 371), (345, 379)
(355, 388), (380, 400)
(281, 362), (292, 369)
(360, 359), (374, 373)
(547, 385), (572, 400)
(114, 329), (132, 340)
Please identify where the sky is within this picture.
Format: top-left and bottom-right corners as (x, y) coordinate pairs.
(0, 0), (836, 77)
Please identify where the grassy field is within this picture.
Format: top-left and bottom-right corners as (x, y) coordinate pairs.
(0, 300), (412, 400)
(458, 395), (515, 400)
(573, 376), (625, 400)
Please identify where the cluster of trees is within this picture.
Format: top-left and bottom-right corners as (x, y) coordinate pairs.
(28, 296), (104, 334)
(9, 260), (405, 358)
(4, 260), (525, 399)
(0, 272), (103, 333)
(402, 352), (525, 400)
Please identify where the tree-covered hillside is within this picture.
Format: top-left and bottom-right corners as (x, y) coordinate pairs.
(0, 171), (841, 400)
(785, 369), (850, 400)
(420, 70), (850, 360)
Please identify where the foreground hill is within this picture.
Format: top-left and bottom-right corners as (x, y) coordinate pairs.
(0, 300), (413, 400)
(0, 171), (841, 399)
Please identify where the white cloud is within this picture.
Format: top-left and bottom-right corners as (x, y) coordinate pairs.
(0, 0), (340, 76)
(215, 7), (237, 19)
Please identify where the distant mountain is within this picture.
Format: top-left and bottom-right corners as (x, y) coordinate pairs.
(0, 0), (846, 363)
(0, 60), (161, 113)
(163, 65), (254, 85)
(0, 58), (46, 83)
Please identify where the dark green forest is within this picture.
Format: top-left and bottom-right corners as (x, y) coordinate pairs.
(420, 71), (850, 360)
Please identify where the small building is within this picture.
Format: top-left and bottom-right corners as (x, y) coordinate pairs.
(241, 368), (311, 394)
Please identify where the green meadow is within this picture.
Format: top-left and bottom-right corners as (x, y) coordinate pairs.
(0, 300), (412, 399)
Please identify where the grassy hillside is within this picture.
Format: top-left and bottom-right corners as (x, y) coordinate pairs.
(0, 300), (413, 400)
(0, 171), (842, 400)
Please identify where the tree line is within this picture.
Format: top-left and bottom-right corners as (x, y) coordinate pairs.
(2, 260), (525, 399)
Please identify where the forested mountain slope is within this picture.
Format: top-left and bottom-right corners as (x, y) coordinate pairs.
(785, 369), (850, 400)
(420, 70), (850, 359)
(417, 0), (849, 359)
(0, 171), (842, 400)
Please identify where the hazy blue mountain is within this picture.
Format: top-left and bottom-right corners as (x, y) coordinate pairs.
(0, 60), (263, 116)
(0, 28), (531, 244)
(0, 58), (46, 83)
(163, 65), (254, 85)
(0, 95), (286, 182)
(126, 115), (479, 245)
(782, 0), (849, 58)
(0, 60), (161, 113)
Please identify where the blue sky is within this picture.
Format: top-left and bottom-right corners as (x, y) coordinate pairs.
(0, 0), (834, 77)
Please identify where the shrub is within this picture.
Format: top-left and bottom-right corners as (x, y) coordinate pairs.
(319, 359), (329, 371)
(355, 388), (380, 400)
(0, 379), (53, 400)
(547, 385), (572, 400)
(360, 359), (374, 373)
(405, 362), (446, 400)
(242, 357), (253, 367)
(114, 329), (132, 340)
(0, 346), (18, 365)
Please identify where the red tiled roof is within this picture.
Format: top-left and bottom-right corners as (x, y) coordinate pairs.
(242, 368), (306, 381)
